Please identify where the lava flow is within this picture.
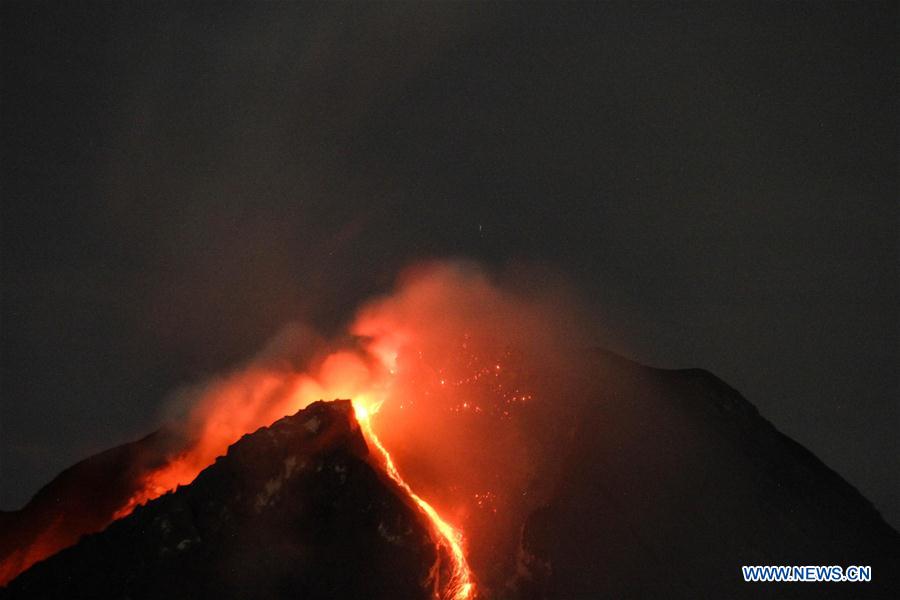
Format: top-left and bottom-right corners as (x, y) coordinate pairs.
(2, 262), (582, 589)
(353, 400), (475, 600)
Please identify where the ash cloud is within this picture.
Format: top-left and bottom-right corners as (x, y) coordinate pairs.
(139, 260), (603, 591)
(3, 1), (896, 535)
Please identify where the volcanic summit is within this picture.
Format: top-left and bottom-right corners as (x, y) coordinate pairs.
(1, 400), (453, 599)
(1, 352), (897, 599)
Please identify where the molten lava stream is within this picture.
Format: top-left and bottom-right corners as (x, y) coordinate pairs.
(353, 401), (475, 600)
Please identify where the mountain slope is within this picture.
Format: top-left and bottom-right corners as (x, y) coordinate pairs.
(1, 400), (444, 599)
(511, 351), (899, 598)
(0, 428), (177, 585)
(2, 352), (897, 598)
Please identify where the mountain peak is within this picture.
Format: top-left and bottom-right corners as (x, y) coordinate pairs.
(2, 400), (446, 600)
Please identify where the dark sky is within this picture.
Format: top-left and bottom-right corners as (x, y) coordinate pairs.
(1, 3), (897, 526)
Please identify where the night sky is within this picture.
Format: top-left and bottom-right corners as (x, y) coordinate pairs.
(1, 3), (897, 527)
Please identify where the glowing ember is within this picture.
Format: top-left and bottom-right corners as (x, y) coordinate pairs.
(353, 400), (475, 600)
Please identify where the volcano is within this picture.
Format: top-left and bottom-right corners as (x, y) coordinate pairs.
(1, 400), (450, 599)
(1, 352), (898, 599)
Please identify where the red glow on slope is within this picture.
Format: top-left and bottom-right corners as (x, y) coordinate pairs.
(114, 352), (379, 519)
(3, 262), (587, 590)
(353, 400), (475, 600)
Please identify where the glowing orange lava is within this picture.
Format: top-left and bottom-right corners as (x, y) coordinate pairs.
(3, 263), (561, 588)
(353, 400), (475, 600)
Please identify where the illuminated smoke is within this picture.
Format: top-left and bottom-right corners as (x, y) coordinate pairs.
(3, 261), (598, 593)
(354, 400), (474, 600)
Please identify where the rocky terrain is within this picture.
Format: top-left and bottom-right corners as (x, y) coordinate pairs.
(1, 400), (445, 599)
(2, 352), (897, 598)
(510, 351), (899, 598)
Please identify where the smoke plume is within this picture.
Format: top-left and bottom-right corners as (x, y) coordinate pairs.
(8, 261), (601, 591)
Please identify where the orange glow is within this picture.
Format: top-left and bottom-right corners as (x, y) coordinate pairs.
(353, 400), (475, 600)
(3, 261), (589, 589)
(114, 351), (383, 519)
(116, 262), (554, 535)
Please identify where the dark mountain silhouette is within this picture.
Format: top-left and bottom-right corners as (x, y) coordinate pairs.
(0, 426), (179, 585)
(1, 400), (445, 599)
(2, 352), (897, 598)
(510, 351), (899, 598)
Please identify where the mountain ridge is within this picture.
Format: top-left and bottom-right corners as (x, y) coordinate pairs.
(1, 399), (446, 599)
(2, 351), (897, 598)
